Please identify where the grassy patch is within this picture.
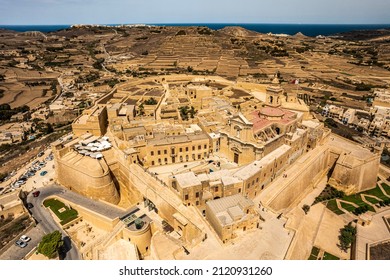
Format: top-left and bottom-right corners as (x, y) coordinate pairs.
(44, 198), (78, 225)
(340, 194), (375, 213)
(381, 183), (390, 196)
(323, 252), (340, 260)
(341, 194), (365, 206)
(364, 196), (381, 204)
(363, 185), (388, 201)
(340, 201), (357, 212)
(308, 246), (320, 260)
(314, 185), (345, 205)
(311, 246), (320, 257)
(326, 200), (344, 215)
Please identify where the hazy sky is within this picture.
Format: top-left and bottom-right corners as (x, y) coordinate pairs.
(0, 0), (389, 25)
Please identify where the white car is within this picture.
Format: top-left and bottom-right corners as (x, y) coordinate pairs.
(20, 235), (31, 242)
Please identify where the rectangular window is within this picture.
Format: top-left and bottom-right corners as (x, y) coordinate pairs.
(158, 150), (161, 155)
(180, 148), (183, 152)
(196, 192), (199, 198)
(184, 194), (189, 200)
(186, 147), (189, 152)
(256, 178), (259, 183)
(196, 201), (199, 206)
(204, 144), (207, 149)
(151, 151), (154, 156)
(164, 150), (167, 154)
(151, 161), (155, 166)
(192, 146), (195, 151)
(198, 154), (201, 159)
(198, 145), (201, 150)
(215, 186), (219, 192)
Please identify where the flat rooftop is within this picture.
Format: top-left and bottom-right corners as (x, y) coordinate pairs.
(328, 134), (376, 160)
(207, 194), (254, 226)
(148, 133), (209, 146)
(174, 172), (202, 189)
(234, 144), (291, 180)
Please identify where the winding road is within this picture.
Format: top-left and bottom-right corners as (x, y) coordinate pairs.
(26, 184), (128, 260)
(26, 185), (80, 260)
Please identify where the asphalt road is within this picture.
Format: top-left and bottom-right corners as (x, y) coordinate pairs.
(0, 225), (45, 260)
(26, 184), (128, 260)
(27, 186), (81, 260)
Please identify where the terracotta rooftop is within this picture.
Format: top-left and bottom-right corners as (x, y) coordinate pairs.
(250, 107), (297, 133)
(259, 107), (285, 117)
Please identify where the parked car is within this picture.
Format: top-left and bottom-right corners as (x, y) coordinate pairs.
(40, 171), (47, 176)
(15, 240), (27, 248)
(38, 152), (44, 157)
(26, 203), (34, 209)
(20, 235), (31, 242)
(32, 191), (40, 197)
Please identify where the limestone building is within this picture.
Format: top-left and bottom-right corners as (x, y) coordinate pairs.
(72, 106), (108, 137)
(0, 190), (25, 220)
(52, 135), (120, 204)
(52, 76), (383, 258)
(205, 194), (261, 243)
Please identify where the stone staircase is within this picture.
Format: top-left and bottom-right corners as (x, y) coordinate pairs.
(81, 221), (124, 259)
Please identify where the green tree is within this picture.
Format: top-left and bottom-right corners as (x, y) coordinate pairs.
(302, 204), (310, 214)
(189, 106), (197, 118)
(45, 123), (54, 134)
(144, 97), (158, 105)
(179, 106), (189, 121)
(37, 230), (64, 259)
(138, 103), (145, 116)
(338, 223), (356, 252)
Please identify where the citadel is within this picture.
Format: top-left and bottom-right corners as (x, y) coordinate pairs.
(50, 75), (382, 259)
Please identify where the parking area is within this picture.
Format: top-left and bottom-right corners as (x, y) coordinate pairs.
(0, 148), (55, 195)
(0, 225), (45, 260)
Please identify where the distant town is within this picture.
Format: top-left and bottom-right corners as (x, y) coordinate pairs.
(1, 25), (390, 260)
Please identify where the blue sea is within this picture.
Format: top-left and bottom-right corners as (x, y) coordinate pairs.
(1, 23), (390, 37)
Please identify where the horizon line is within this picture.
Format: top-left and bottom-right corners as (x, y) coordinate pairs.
(1, 22), (390, 26)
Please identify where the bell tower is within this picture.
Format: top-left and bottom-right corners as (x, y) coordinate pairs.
(266, 86), (284, 107)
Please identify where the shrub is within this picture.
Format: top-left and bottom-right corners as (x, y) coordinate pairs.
(37, 230), (64, 259)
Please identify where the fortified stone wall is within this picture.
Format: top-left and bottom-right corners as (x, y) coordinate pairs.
(126, 164), (205, 247)
(122, 223), (152, 256)
(112, 160), (145, 205)
(330, 155), (380, 194)
(55, 153), (120, 204)
(59, 197), (120, 231)
(328, 136), (381, 194)
(263, 145), (330, 212)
